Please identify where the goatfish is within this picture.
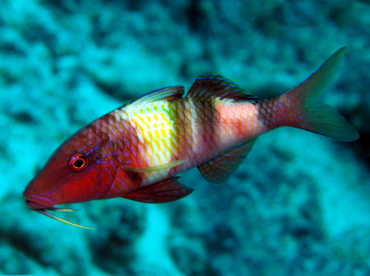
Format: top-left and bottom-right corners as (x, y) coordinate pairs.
(24, 47), (359, 229)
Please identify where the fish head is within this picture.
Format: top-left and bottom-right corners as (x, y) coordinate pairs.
(24, 124), (116, 216)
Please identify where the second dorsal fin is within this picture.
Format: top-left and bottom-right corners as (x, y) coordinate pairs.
(187, 73), (259, 102)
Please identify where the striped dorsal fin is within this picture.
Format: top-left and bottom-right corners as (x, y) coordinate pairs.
(187, 73), (259, 102)
(197, 138), (257, 184)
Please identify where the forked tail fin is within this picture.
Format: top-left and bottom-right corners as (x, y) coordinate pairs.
(279, 47), (359, 141)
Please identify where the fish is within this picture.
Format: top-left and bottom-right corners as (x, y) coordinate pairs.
(23, 47), (359, 229)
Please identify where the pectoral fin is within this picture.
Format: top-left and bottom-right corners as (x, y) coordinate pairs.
(123, 160), (185, 173)
(122, 177), (193, 203)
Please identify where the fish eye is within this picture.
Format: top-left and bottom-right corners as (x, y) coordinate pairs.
(68, 154), (89, 172)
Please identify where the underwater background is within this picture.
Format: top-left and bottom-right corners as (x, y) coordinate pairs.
(1, 0), (370, 275)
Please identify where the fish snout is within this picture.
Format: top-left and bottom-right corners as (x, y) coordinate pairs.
(25, 200), (47, 210)
(24, 193), (54, 210)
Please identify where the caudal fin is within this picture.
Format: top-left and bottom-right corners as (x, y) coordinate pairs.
(279, 47), (359, 141)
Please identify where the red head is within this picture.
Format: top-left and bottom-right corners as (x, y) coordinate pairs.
(23, 123), (118, 228)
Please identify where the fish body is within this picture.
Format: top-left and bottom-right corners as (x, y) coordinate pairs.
(24, 48), (359, 228)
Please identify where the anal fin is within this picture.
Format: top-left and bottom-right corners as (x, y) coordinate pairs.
(198, 138), (257, 184)
(122, 177), (193, 203)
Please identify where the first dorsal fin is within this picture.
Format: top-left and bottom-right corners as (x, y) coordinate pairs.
(127, 86), (185, 107)
(187, 73), (259, 102)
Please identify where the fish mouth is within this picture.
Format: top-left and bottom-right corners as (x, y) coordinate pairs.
(24, 192), (54, 209)
(25, 199), (94, 230)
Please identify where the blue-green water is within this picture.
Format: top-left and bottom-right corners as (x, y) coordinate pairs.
(1, 0), (369, 275)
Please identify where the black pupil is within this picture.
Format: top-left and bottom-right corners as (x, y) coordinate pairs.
(74, 158), (84, 168)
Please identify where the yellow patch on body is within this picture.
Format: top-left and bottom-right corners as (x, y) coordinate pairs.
(124, 102), (178, 176)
